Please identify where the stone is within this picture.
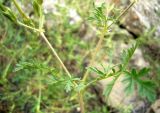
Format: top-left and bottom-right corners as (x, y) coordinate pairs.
(151, 99), (160, 113)
(121, 0), (160, 37)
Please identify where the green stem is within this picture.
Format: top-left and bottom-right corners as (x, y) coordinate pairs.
(18, 21), (43, 32)
(82, 0), (136, 82)
(37, 4), (72, 78)
(82, 27), (107, 82)
(40, 32), (72, 78)
(78, 92), (85, 113)
(2, 58), (13, 81)
(11, 1), (81, 112)
(36, 80), (41, 113)
(107, 1), (136, 28)
(80, 2), (136, 112)
(79, 26), (107, 113)
(12, 0), (29, 20)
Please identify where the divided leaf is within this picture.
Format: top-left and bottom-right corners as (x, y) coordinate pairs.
(103, 80), (114, 97)
(15, 60), (55, 74)
(65, 79), (74, 93)
(75, 82), (85, 92)
(138, 80), (156, 102)
(103, 43), (138, 98)
(121, 43), (138, 66)
(123, 68), (156, 102)
(88, 2), (107, 28)
(103, 74), (120, 98)
(88, 67), (105, 77)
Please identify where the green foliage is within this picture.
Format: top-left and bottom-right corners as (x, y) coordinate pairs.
(90, 42), (156, 102)
(14, 59), (85, 93)
(118, 105), (133, 113)
(90, 105), (110, 113)
(37, 0), (43, 5)
(15, 60), (55, 73)
(88, 67), (106, 77)
(33, 0), (43, 17)
(88, 3), (107, 28)
(103, 79), (115, 97)
(65, 79), (74, 92)
(103, 43), (138, 97)
(123, 68), (156, 102)
(0, 3), (17, 22)
(121, 43), (138, 66)
(0, 0), (158, 113)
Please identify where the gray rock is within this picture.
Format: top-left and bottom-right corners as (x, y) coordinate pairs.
(122, 0), (160, 37)
(151, 99), (160, 113)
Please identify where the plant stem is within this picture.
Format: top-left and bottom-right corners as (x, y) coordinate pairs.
(78, 92), (85, 113)
(36, 79), (41, 113)
(107, 1), (136, 28)
(18, 21), (43, 32)
(12, 0), (29, 20)
(40, 32), (72, 78)
(82, 0), (136, 82)
(39, 25), (84, 113)
(82, 27), (107, 81)
(78, 27), (107, 113)
(12, 1), (84, 112)
(79, 2), (136, 112)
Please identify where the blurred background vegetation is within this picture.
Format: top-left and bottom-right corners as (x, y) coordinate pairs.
(0, 0), (160, 113)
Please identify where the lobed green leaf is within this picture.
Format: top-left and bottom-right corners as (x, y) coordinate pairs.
(123, 68), (156, 102)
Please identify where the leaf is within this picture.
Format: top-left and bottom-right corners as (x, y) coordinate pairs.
(23, 18), (34, 27)
(138, 68), (150, 77)
(103, 74), (120, 98)
(0, 3), (17, 22)
(92, 43), (138, 99)
(15, 60), (56, 73)
(123, 68), (156, 102)
(122, 73), (135, 95)
(103, 80), (114, 97)
(89, 2), (107, 27)
(131, 68), (137, 77)
(138, 80), (156, 102)
(121, 43), (138, 66)
(75, 82), (85, 92)
(47, 75), (59, 84)
(65, 80), (74, 93)
(112, 68), (115, 73)
(88, 16), (95, 21)
(33, 0), (41, 17)
(88, 67), (105, 76)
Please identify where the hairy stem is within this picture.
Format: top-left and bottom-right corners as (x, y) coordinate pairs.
(107, 1), (136, 28)
(82, 0), (135, 82)
(82, 27), (107, 81)
(12, 1), (84, 112)
(40, 32), (85, 112)
(40, 32), (72, 78)
(12, 0), (29, 20)
(18, 21), (43, 32)
(36, 78), (41, 113)
(80, 2), (136, 112)
(78, 92), (85, 113)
